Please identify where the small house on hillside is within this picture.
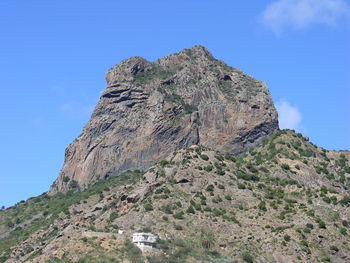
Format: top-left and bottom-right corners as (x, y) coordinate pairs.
(132, 232), (157, 251)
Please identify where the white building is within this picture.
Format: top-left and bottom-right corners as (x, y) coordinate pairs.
(132, 232), (157, 251)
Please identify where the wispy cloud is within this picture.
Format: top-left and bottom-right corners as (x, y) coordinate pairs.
(276, 99), (302, 130)
(260, 0), (350, 35)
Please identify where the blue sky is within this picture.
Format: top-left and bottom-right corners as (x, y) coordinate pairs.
(0, 0), (349, 208)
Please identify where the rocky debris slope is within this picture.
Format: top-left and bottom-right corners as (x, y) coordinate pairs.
(1, 130), (350, 263)
(50, 45), (278, 193)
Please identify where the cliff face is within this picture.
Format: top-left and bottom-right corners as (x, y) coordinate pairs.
(50, 46), (278, 193)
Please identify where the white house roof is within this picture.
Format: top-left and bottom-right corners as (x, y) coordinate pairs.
(132, 232), (157, 243)
(133, 232), (157, 236)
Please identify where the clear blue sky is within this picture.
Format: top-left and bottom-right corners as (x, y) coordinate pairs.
(0, 0), (349, 208)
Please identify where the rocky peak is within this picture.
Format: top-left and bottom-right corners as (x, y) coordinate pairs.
(106, 56), (152, 85)
(50, 46), (279, 193)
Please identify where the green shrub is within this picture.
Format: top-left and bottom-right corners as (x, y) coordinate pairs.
(212, 196), (223, 203)
(242, 251), (254, 263)
(340, 196), (350, 206)
(212, 208), (224, 217)
(203, 207), (212, 212)
(320, 186), (328, 194)
(258, 201), (267, 211)
(203, 165), (213, 172)
(160, 194), (169, 199)
(69, 180), (79, 189)
(283, 235), (291, 242)
(257, 183), (265, 189)
(238, 183), (246, 189)
(326, 174), (335, 180)
(247, 166), (259, 174)
(299, 240), (309, 247)
(6, 220), (14, 228)
(281, 164), (290, 170)
(143, 203), (153, 212)
(320, 256), (331, 262)
(299, 149), (314, 158)
(236, 171), (259, 181)
(303, 227), (311, 234)
(63, 176), (70, 183)
(225, 195), (232, 200)
(328, 188), (338, 194)
(259, 167), (269, 173)
(200, 154), (209, 161)
(318, 220), (326, 229)
(306, 223), (314, 229)
(109, 212), (118, 222)
(206, 184), (214, 192)
(215, 155), (224, 161)
(174, 225), (183, 230)
(305, 210), (315, 217)
(330, 196), (338, 205)
(225, 154), (236, 162)
(200, 231), (215, 249)
(322, 196), (331, 203)
(216, 170), (225, 176)
(186, 206), (195, 214)
(330, 245), (339, 252)
(194, 203), (201, 211)
(173, 211), (184, 219)
(339, 228), (347, 235)
(142, 227), (152, 232)
(159, 160), (170, 166)
(123, 240), (145, 263)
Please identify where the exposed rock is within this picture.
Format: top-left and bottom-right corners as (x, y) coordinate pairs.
(50, 45), (278, 193)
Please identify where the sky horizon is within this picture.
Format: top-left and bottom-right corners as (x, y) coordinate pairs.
(1, 0), (349, 208)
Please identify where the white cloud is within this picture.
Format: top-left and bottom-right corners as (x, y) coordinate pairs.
(276, 100), (302, 130)
(260, 0), (350, 34)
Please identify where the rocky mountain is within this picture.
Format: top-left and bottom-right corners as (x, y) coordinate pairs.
(49, 46), (278, 193)
(1, 130), (350, 263)
(1, 46), (349, 263)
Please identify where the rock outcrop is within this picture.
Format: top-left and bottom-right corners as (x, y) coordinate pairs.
(50, 45), (278, 193)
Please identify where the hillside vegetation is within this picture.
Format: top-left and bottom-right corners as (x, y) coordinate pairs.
(1, 130), (350, 263)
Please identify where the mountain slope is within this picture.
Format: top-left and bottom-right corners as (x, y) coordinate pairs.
(1, 130), (350, 263)
(50, 45), (278, 193)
